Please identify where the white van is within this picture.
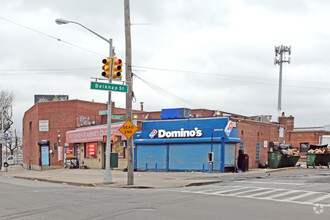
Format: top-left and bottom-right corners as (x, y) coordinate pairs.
(4, 155), (23, 167)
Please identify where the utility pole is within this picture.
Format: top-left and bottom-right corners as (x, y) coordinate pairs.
(274, 45), (291, 121)
(124, 0), (134, 185)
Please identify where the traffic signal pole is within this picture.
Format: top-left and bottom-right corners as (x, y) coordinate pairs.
(104, 39), (114, 183)
(55, 18), (114, 183)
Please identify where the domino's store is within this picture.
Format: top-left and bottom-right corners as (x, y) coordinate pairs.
(133, 116), (241, 172)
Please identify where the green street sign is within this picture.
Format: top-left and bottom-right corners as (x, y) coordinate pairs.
(98, 111), (124, 120)
(91, 81), (128, 93)
(112, 115), (124, 120)
(99, 110), (108, 115)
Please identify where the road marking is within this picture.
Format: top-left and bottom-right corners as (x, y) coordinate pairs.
(175, 186), (330, 207)
(306, 194), (330, 204)
(237, 180), (304, 186)
(243, 188), (283, 198)
(283, 192), (319, 202)
(207, 187), (250, 195)
(181, 186), (241, 194)
(228, 187), (267, 196)
(265, 190), (300, 199)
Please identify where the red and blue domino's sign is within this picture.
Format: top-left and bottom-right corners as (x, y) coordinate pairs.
(224, 121), (233, 137)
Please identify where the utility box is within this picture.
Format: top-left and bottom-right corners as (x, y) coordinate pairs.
(160, 108), (191, 119)
(207, 152), (214, 162)
(110, 152), (118, 168)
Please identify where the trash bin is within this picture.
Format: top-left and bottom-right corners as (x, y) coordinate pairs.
(110, 152), (118, 168)
(268, 151), (300, 168)
(306, 153), (330, 168)
(306, 144), (330, 168)
(238, 150), (249, 172)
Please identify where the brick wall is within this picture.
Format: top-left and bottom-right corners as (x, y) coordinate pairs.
(23, 100), (109, 168)
(236, 120), (284, 168)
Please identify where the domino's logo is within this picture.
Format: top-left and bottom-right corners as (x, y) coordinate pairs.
(225, 121), (233, 137)
(149, 129), (158, 138)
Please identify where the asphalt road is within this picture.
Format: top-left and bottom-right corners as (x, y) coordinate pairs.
(0, 169), (329, 219)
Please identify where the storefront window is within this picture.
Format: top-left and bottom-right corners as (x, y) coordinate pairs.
(85, 142), (97, 158)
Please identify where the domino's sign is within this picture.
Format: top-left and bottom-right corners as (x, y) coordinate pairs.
(149, 128), (203, 139)
(224, 121), (233, 137)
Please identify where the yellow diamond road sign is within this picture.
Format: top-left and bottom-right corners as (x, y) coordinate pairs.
(119, 120), (138, 139)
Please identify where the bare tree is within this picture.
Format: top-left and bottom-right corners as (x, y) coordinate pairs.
(7, 130), (22, 155)
(0, 90), (14, 133)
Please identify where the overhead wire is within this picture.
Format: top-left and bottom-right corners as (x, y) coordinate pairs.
(1, 17), (330, 90)
(0, 16), (105, 57)
(133, 71), (202, 109)
(133, 65), (330, 90)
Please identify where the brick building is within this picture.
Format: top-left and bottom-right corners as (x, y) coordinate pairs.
(132, 107), (286, 169)
(22, 100), (142, 170)
(23, 99), (299, 170)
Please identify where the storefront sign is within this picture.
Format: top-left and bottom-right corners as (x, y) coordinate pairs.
(65, 147), (74, 159)
(86, 143), (97, 158)
(39, 120), (49, 132)
(66, 124), (126, 143)
(34, 95), (69, 104)
(224, 121), (233, 137)
(151, 128), (203, 139)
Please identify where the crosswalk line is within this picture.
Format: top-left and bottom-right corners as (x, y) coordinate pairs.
(243, 188), (283, 198)
(175, 186), (330, 207)
(306, 194), (330, 204)
(264, 190), (300, 199)
(207, 187), (250, 195)
(228, 187), (268, 196)
(283, 192), (319, 202)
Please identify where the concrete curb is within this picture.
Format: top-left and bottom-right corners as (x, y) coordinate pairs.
(184, 180), (223, 187)
(265, 166), (303, 173)
(13, 176), (96, 187)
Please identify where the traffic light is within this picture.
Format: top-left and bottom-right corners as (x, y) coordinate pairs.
(101, 57), (111, 78)
(112, 57), (122, 79)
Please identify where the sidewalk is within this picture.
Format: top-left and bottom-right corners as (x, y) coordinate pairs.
(0, 165), (292, 189)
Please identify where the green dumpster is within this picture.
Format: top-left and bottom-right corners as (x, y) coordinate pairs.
(110, 152), (118, 168)
(306, 153), (330, 168)
(268, 151), (300, 168)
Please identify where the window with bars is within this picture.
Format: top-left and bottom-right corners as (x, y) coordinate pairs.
(256, 142), (260, 161)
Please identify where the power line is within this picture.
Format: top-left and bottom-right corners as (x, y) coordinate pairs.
(134, 72), (202, 109)
(0, 16), (105, 57)
(133, 65), (330, 90)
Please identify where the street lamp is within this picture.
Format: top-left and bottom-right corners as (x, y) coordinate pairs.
(55, 18), (114, 183)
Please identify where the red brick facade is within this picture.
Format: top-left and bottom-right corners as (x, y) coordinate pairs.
(235, 120), (285, 168)
(24, 101), (320, 170)
(23, 100), (141, 170)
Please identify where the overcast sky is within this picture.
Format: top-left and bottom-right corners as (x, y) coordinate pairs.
(1, 0), (330, 133)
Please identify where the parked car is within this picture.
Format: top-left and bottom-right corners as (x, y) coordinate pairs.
(4, 155), (23, 167)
